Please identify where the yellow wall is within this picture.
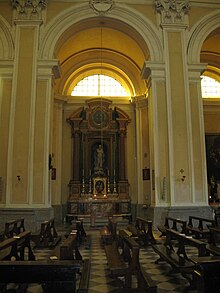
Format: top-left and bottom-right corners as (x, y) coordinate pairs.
(33, 80), (48, 204)
(12, 27), (35, 204)
(0, 79), (12, 203)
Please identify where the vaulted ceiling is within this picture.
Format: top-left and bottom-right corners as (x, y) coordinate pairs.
(54, 18), (149, 97)
(201, 27), (220, 80)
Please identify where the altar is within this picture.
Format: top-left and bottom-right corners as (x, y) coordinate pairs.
(67, 196), (131, 226)
(66, 98), (131, 224)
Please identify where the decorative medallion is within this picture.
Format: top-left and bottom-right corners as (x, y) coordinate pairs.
(91, 108), (109, 129)
(89, 0), (115, 15)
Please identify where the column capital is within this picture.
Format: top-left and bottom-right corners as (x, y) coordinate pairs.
(132, 96), (148, 109)
(141, 61), (165, 80)
(11, 0), (47, 21)
(37, 59), (61, 79)
(188, 63), (208, 81)
(155, 0), (190, 26)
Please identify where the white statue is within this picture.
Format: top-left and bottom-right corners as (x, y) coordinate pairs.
(95, 144), (104, 170)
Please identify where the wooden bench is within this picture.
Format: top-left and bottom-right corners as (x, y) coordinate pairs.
(0, 237), (19, 261)
(104, 229), (157, 291)
(49, 232), (82, 261)
(31, 218), (61, 248)
(1, 218), (26, 240)
(186, 216), (216, 240)
(134, 217), (156, 245)
(48, 232), (90, 292)
(0, 260), (81, 293)
(205, 227), (220, 256)
(214, 207), (220, 225)
(109, 264), (157, 293)
(0, 218), (35, 260)
(126, 218), (156, 246)
(100, 216), (117, 244)
(13, 230), (35, 261)
(152, 228), (208, 288)
(157, 216), (187, 237)
(70, 218), (87, 244)
(193, 256), (220, 293)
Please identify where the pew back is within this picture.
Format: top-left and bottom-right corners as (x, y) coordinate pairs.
(3, 218), (25, 240)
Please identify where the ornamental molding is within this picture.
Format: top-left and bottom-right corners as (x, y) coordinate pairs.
(155, 0), (190, 25)
(89, 0), (115, 15)
(11, 0), (47, 20)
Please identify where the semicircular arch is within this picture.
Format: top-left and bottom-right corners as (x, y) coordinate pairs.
(63, 63), (136, 97)
(188, 11), (220, 65)
(40, 3), (163, 62)
(56, 49), (145, 97)
(0, 15), (14, 59)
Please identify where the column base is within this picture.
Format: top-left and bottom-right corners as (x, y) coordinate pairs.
(0, 207), (54, 232)
(131, 204), (213, 227)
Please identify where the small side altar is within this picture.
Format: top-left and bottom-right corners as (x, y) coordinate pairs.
(66, 99), (131, 224)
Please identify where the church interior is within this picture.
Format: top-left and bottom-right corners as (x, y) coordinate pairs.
(0, 0), (220, 292)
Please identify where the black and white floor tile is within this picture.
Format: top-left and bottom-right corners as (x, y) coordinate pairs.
(15, 224), (198, 293)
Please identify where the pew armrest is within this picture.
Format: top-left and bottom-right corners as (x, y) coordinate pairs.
(78, 259), (91, 293)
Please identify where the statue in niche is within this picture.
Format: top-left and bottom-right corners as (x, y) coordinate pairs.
(94, 144), (104, 172)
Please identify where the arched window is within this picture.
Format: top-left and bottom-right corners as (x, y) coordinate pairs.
(201, 76), (220, 98)
(71, 74), (129, 97)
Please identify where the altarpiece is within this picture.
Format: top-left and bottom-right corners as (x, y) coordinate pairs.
(67, 99), (131, 224)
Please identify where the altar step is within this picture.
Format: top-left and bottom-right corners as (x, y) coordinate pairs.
(66, 213), (132, 227)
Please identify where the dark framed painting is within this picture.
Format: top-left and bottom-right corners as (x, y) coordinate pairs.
(205, 134), (220, 182)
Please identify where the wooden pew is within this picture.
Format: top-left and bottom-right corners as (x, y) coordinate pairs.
(111, 264), (157, 293)
(126, 218), (156, 246)
(157, 216), (187, 237)
(49, 232), (82, 261)
(31, 218), (61, 248)
(152, 229), (208, 289)
(0, 237), (19, 261)
(214, 208), (220, 226)
(1, 218), (25, 240)
(193, 257), (220, 293)
(69, 218), (87, 244)
(104, 229), (157, 291)
(0, 236), (36, 293)
(135, 217), (156, 245)
(100, 216), (117, 244)
(205, 227), (220, 256)
(48, 232), (90, 293)
(77, 258), (91, 293)
(0, 260), (81, 293)
(0, 218), (35, 260)
(13, 231), (35, 261)
(186, 216), (216, 240)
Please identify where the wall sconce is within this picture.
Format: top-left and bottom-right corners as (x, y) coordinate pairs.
(180, 169), (186, 182)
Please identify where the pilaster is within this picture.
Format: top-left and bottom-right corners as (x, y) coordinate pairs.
(5, 0), (59, 209)
(140, 1), (209, 208)
(132, 96), (149, 205)
(141, 62), (168, 207)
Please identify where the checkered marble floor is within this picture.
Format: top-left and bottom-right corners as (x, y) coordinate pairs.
(22, 224), (198, 293)
(79, 227), (196, 293)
